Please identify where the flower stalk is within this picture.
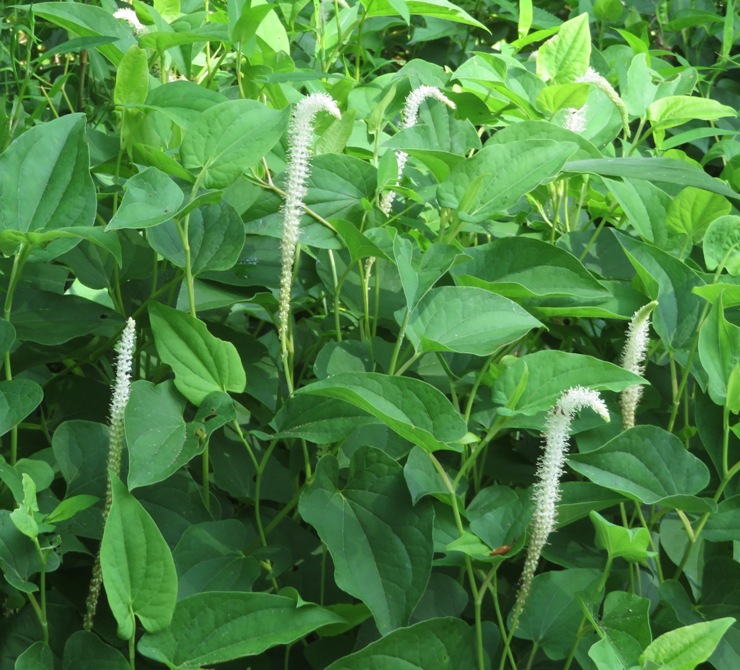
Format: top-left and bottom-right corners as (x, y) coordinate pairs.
(83, 318), (136, 631)
(511, 386), (610, 630)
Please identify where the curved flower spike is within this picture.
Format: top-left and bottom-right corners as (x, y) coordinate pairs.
(577, 67), (630, 137)
(379, 85), (455, 215)
(620, 300), (658, 429)
(278, 93), (341, 351)
(511, 386), (610, 631)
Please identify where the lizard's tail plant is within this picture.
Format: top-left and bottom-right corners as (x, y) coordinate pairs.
(576, 67), (630, 138)
(620, 301), (658, 430)
(379, 85), (456, 215)
(278, 93), (341, 368)
(510, 386), (610, 631)
(83, 318), (136, 631)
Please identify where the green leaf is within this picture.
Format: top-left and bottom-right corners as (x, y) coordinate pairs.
(536, 13), (591, 83)
(0, 114), (95, 233)
(0, 509), (44, 592)
(0, 319), (16, 355)
(147, 201), (244, 273)
(125, 381), (204, 490)
(704, 496), (740, 542)
(437, 140), (578, 222)
(297, 372), (467, 452)
(590, 511), (652, 562)
(299, 448), (434, 635)
(361, 0), (486, 28)
(0, 380), (43, 438)
(393, 236), (461, 310)
(407, 286), (542, 355)
(107, 168), (184, 230)
(698, 293), (740, 407)
(30, 3), (133, 65)
(15, 641), (53, 670)
(138, 592), (343, 666)
(640, 618), (735, 670)
(45, 494), (98, 524)
(181, 100), (289, 188)
(703, 215), (740, 275)
(515, 568), (602, 658)
(665, 187), (730, 243)
(467, 485), (531, 551)
(569, 426), (710, 507)
(451, 236), (608, 300)
(604, 177), (671, 244)
(616, 232), (705, 350)
(63, 631), (129, 670)
(145, 81), (227, 129)
(173, 521), (260, 599)
(647, 96), (736, 130)
(101, 474), (178, 640)
(273, 394), (378, 443)
(563, 157), (740, 203)
(149, 303), (246, 406)
(492, 350), (643, 417)
(52, 420), (109, 497)
(114, 45), (148, 108)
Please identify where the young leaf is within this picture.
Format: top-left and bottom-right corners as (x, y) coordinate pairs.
(113, 45), (148, 108)
(299, 447), (434, 635)
(100, 474), (178, 640)
(590, 511), (652, 562)
(149, 303), (246, 406)
(536, 13), (591, 83)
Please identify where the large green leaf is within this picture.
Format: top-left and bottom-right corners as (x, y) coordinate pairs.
(563, 157), (740, 203)
(640, 618), (735, 670)
(181, 100), (289, 188)
(297, 372), (467, 452)
(114, 45), (148, 108)
(149, 303), (246, 406)
(451, 236), (608, 300)
(0, 380), (43, 438)
(0, 114), (95, 233)
(51, 420), (108, 497)
(147, 202), (245, 274)
(647, 95), (736, 131)
(15, 642), (53, 670)
(616, 232), (705, 350)
(63, 631), (128, 670)
(324, 617), (477, 669)
(106, 168), (184, 230)
(29, 3), (133, 65)
(698, 293), (740, 407)
(407, 286), (542, 355)
(437, 140), (578, 222)
(703, 215), (740, 275)
(172, 521), (260, 599)
(393, 236), (461, 310)
(100, 475), (178, 640)
(492, 350), (644, 417)
(361, 0), (486, 28)
(125, 381), (204, 490)
(299, 447), (434, 635)
(514, 568), (602, 659)
(569, 426), (710, 508)
(138, 592), (343, 666)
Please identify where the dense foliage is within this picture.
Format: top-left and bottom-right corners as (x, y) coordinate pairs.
(0, 1), (739, 668)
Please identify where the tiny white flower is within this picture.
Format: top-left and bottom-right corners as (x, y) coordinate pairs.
(563, 104), (588, 133)
(113, 8), (145, 36)
(511, 386), (610, 630)
(278, 93), (341, 347)
(380, 85), (455, 215)
(620, 301), (657, 429)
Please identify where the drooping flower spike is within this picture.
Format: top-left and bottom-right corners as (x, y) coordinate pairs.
(84, 317), (137, 631)
(278, 93), (341, 352)
(511, 386), (610, 631)
(620, 300), (658, 429)
(379, 85), (456, 215)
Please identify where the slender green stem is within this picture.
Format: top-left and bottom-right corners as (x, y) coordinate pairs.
(202, 440), (210, 512)
(388, 310), (410, 375)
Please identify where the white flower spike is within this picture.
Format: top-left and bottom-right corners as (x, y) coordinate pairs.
(113, 8), (145, 36)
(563, 104), (588, 134)
(511, 386), (610, 630)
(576, 67), (630, 137)
(278, 93), (341, 350)
(379, 85), (455, 215)
(84, 317), (136, 631)
(620, 301), (658, 429)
